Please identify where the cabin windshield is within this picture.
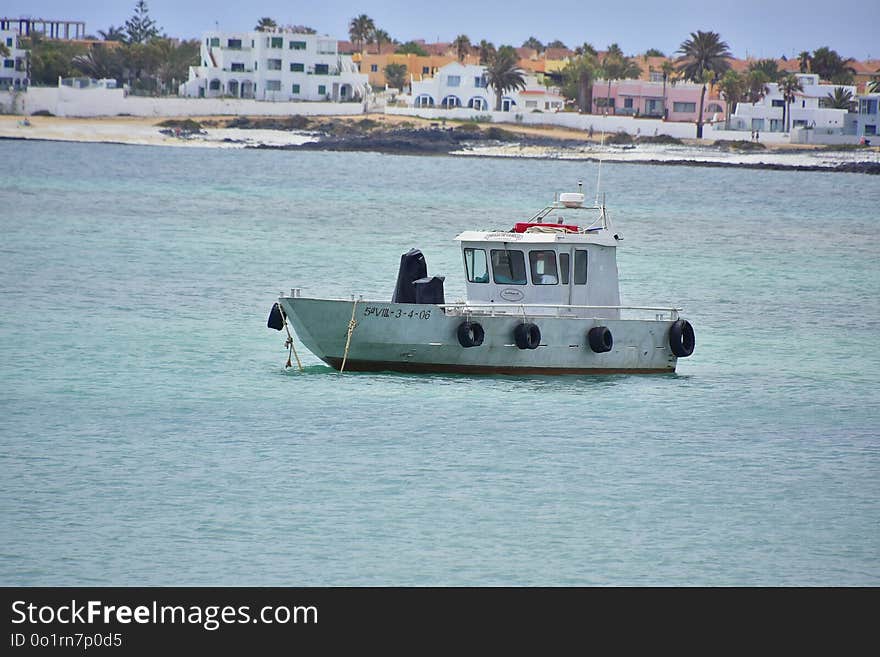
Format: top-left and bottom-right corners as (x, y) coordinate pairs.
(491, 249), (527, 285)
(464, 248), (489, 283)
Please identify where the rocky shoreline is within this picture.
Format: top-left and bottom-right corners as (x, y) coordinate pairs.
(223, 115), (880, 175)
(248, 126), (880, 174)
(3, 114), (878, 174)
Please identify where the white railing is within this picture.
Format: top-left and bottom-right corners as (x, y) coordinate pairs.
(440, 302), (680, 320)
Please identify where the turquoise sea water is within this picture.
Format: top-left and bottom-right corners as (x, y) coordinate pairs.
(1, 140), (878, 585)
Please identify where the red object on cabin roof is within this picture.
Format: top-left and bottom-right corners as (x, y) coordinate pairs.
(513, 222), (579, 233)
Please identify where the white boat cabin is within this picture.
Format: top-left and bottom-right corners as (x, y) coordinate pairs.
(455, 193), (622, 317)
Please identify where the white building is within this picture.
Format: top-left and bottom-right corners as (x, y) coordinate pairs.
(179, 29), (368, 102)
(409, 62), (564, 113)
(730, 73), (857, 133)
(1, 29), (29, 90)
(848, 93), (879, 139)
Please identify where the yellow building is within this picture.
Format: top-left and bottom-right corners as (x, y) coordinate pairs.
(360, 53), (479, 88)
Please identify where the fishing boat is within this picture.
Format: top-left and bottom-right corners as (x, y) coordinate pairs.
(267, 184), (695, 374)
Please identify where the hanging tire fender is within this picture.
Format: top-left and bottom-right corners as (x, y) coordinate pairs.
(587, 326), (613, 353)
(669, 319), (695, 357)
(457, 321), (485, 348)
(514, 322), (541, 350)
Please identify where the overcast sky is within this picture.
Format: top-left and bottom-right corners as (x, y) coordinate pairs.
(4, 0), (877, 60)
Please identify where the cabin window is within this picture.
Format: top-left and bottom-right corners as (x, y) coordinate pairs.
(464, 248), (489, 283)
(574, 250), (588, 285)
(559, 253), (570, 284)
(491, 249), (527, 285)
(529, 250), (558, 285)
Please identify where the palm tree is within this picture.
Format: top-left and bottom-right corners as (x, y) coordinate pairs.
(825, 87), (854, 110)
(478, 40), (496, 65)
(348, 14), (375, 53)
(384, 63), (407, 91)
(661, 59), (675, 119)
(778, 74), (803, 132)
(676, 30), (732, 138)
(255, 17), (277, 32)
(98, 25), (127, 42)
(372, 29), (390, 54)
(453, 34), (471, 62)
(869, 75), (880, 94)
(561, 52), (598, 112)
(486, 46), (526, 111)
(522, 36), (543, 53)
(574, 42), (597, 57)
(717, 70), (744, 128)
(797, 51), (812, 73)
(748, 58), (780, 81)
(0, 42), (9, 58)
(598, 44), (641, 115)
(72, 43), (125, 81)
(744, 70), (770, 103)
(811, 47), (856, 84)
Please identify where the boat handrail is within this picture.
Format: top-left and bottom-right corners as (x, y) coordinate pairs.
(525, 202), (609, 232)
(439, 302), (680, 313)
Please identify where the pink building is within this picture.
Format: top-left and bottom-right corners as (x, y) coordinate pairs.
(592, 80), (726, 123)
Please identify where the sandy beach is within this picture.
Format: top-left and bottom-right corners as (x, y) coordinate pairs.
(2, 114), (878, 172)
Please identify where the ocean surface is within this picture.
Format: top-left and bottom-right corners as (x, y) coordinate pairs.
(1, 140), (878, 586)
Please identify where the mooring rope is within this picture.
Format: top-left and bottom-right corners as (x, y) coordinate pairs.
(279, 305), (303, 371)
(340, 298), (359, 373)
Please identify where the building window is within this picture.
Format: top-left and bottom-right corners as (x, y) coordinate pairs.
(270, 37), (283, 48)
(751, 118), (765, 130)
(227, 39), (242, 49)
(3, 59), (12, 69)
(623, 97), (633, 109)
(525, 100), (538, 108)
(447, 75), (460, 87)
(574, 250), (588, 285)
(422, 66), (430, 75)
(231, 63), (244, 72)
(265, 80), (281, 91)
(290, 62), (304, 72)
(464, 249), (489, 283)
(865, 125), (876, 135)
(290, 41), (306, 50)
(673, 102), (696, 113)
(529, 250), (558, 285)
(772, 99), (784, 107)
(474, 75), (486, 88)
(370, 64), (378, 72)
(292, 84), (300, 94)
(318, 84), (326, 95)
(267, 58), (282, 70)
(209, 79), (221, 90)
(209, 37), (219, 47)
(314, 63), (329, 75)
(491, 250), (527, 285)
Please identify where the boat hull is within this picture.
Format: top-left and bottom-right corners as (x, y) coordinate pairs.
(278, 297), (679, 375)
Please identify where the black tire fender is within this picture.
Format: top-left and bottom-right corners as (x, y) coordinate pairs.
(514, 322), (541, 350)
(457, 321), (485, 348)
(669, 319), (695, 357)
(587, 325), (613, 353)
